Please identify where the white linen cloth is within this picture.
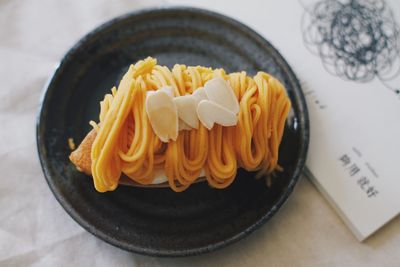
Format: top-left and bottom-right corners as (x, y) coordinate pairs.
(0, 0), (399, 266)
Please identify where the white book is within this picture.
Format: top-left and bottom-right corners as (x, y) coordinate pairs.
(168, 0), (400, 241)
(296, 0), (400, 241)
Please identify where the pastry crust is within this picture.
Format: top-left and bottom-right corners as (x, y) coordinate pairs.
(69, 129), (205, 187)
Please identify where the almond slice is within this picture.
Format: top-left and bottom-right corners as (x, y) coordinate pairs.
(204, 77), (239, 114)
(192, 87), (208, 105)
(174, 95), (199, 129)
(197, 100), (238, 130)
(159, 86), (175, 98)
(146, 87), (178, 142)
(178, 119), (192, 131)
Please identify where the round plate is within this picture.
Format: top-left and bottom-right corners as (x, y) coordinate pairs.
(36, 7), (309, 257)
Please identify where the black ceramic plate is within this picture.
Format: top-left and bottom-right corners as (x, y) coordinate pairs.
(37, 7), (309, 257)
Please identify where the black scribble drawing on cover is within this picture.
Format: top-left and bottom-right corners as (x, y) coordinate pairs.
(300, 0), (400, 97)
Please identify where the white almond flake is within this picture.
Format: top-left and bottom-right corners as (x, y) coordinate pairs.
(174, 95), (199, 129)
(203, 77), (239, 114)
(192, 87), (208, 105)
(145, 86), (178, 142)
(159, 86), (175, 98)
(197, 100), (237, 130)
(178, 119), (192, 131)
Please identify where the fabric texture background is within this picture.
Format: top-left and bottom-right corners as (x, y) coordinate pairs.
(1, 0), (399, 266)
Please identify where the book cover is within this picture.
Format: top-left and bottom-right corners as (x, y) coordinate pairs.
(298, 0), (400, 241)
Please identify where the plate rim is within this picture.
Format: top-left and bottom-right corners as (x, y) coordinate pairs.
(36, 6), (310, 257)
